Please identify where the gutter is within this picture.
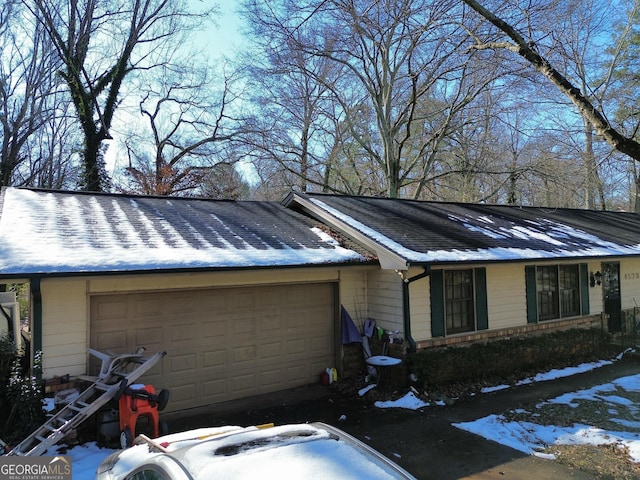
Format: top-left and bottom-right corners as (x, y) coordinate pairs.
(30, 277), (42, 376)
(400, 267), (431, 353)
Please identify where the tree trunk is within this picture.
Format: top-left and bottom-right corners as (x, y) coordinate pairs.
(582, 116), (596, 209)
(83, 133), (103, 192)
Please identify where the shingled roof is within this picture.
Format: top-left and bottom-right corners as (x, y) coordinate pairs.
(0, 188), (367, 276)
(285, 193), (640, 269)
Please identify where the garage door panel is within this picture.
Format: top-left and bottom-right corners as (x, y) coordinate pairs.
(133, 297), (164, 318)
(91, 282), (335, 412)
(286, 338), (305, 356)
(169, 353), (197, 374)
(229, 290), (256, 310)
(233, 316), (257, 336)
(201, 349), (226, 369)
(310, 334), (332, 354)
(202, 378), (227, 402)
(286, 315), (308, 330)
(165, 293), (200, 314)
(262, 314), (283, 332)
(94, 330), (127, 352)
(133, 327), (163, 347)
(95, 299), (128, 320)
(285, 364), (309, 385)
(200, 320), (227, 339)
(232, 344), (257, 366)
(169, 323), (197, 343)
(259, 341), (283, 361)
(168, 381), (198, 409)
(260, 368), (286, 389)
(232, 373), (257, 395)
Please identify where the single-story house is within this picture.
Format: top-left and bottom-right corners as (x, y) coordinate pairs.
(284, 192), (640, 350)
(2, 186), (640, 412)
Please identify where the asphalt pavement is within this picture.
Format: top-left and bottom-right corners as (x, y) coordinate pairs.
(164, 356), (640, 479)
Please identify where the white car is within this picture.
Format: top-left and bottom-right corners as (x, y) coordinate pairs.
(96, 422), (416, 480)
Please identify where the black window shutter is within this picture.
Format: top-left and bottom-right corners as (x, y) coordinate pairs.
(430, 269), (445, 337)
(580, 263), (590, 315)
(475, 267), (488, 330)
(525, 266), (538, 323)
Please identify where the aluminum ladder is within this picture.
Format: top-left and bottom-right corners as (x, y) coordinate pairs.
(6, 348), (166, 456)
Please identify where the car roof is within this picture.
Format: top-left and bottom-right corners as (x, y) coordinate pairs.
(108, 423), (415, 479)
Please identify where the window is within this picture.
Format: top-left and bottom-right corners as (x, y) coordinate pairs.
(430, 268), (488, 337)
(536, 266), (558, 320)
(526, 264), (587, 323)
(128, 469), (168, 480)
(559, 265), (580, 317)
(445, 269), (475, 334)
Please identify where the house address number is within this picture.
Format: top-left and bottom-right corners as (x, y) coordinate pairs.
(624, 272), (640, 280)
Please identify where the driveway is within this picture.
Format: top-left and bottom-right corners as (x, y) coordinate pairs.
(164, 357), (640, 479)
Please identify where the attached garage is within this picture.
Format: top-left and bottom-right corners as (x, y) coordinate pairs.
(0, 188), (369, 409)
(90, 282), (337, 412)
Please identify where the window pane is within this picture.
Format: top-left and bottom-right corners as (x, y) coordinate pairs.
(559, 265), (580, 317)
(128, 468), (170, 480)
(445, 270), (475, 334)
(536, 266), (559, 320)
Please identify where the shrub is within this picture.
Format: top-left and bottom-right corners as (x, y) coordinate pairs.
(409, 328), (612, 393)
(0, 336), (45, 445)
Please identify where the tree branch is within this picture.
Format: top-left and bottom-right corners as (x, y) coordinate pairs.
(462, 0), (640, 163)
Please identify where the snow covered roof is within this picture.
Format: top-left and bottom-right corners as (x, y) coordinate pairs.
(0, 188), (367, 276)
(286, 193), (640, 269)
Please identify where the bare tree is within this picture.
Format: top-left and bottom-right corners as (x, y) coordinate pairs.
(121, 62), (247, 197)
(462, 0), (640, 201)
(242, 0), (510, 198)
(605, 2), (640, 211)
(26, 0), (212, 192)
(0, 1), (57, 186)
(238, 3), (342, 195)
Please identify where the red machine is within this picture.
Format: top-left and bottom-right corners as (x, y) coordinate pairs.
(118, 384), (170, 448)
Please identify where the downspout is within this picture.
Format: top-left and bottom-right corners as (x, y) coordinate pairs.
(30, 277), (43, 378)
(400, 267), (431, 353)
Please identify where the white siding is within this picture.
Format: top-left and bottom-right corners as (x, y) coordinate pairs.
(367, 269), (404, 333)
(339, 268), (369, 327)
(485, 263), (528, 331)
(41, 279), (88, 377)
(408, 271), (429, 341)
(620, 258), (640, 310)
(586, 261), (604, 314)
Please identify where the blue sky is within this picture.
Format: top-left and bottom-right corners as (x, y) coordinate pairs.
(191, 0), (245, 59)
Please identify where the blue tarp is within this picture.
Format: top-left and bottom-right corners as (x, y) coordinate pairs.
(341, 306), (362, 344)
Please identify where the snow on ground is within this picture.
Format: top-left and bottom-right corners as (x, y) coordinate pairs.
(58, 355), (633, 478)
(454, 356), (640, 462)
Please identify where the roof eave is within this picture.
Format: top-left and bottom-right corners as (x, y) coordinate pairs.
(284, 192), (409, 271)
(0, 259), (375, 280)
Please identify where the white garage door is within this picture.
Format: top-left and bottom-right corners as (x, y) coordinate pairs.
(90, 283), (336, 412)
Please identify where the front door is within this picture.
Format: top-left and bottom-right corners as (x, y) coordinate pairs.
(602, 262), (621, 332)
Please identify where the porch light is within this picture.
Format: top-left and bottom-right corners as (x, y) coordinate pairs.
(590, 271), (602, 287)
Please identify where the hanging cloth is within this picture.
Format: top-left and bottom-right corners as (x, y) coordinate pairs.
(341, 305), (363, 344)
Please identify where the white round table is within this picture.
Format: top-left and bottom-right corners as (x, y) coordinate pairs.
(366, 355), (402, 384)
